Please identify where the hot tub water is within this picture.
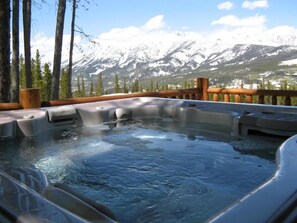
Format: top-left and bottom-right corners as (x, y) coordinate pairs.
(0, 119), (280, 223)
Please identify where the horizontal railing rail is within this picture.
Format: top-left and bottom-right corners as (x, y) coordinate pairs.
(0, 88), (201, 110)
(45, 88), (201, 106)
(0, 103), (23, 111)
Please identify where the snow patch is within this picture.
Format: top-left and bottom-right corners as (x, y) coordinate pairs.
(280, 58), (297, 66)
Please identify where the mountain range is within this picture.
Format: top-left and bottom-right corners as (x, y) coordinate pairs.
(69, 26), (297, 90)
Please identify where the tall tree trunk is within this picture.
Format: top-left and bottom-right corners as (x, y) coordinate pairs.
(67, 0), (76, 98)
(51, 0), (67, 100)
(11, 0), (20, 102)
(0, 0), (11, 102)
(23, 0), (32, 88)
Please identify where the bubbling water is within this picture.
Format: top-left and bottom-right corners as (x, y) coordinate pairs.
(0, 120), (279, 223)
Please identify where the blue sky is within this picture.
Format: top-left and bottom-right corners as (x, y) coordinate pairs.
(28, 0), (297, 63)
(31, 0), (296, 38)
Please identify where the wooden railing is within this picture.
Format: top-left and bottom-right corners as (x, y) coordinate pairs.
(45, 77), (209, 106)
(1, 78), (297, 110)
(207, 88), (297, 106)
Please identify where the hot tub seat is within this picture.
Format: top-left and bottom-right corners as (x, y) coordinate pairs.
(209, 134), (297, 223)
(74, 104), (115, 125)
(0, 109), (49, 138)
(4, 168), (117, 223)
(0, 115), (15, 139)
(0, 170), (87, 223)
(239, 112), (297, 136)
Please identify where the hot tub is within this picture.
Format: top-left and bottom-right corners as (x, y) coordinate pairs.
(0, 97), (296, 222)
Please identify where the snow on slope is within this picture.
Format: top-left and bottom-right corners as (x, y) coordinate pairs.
(280, 58), (297, 66)
(30, 14), (297, 82)
(71, 25), (297, 70)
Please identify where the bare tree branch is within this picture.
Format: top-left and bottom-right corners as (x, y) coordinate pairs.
(74, 25), (99, 45)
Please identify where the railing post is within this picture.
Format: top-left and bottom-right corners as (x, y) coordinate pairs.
(271, 96), (277, 105)
(245, 95), (252, 103)
(213, 93), (219, 102)
(196, 78), (202, 100)
(258, 95), (264, 104)
(284, 97), (291, 106)
(202, 78), (209, 101)
(190, 94), (196, 100)
(235, 94), (241, 103)
(20, 88), (41, 109)
(224, 94), (230, 102)
(196, 78), (209, 101)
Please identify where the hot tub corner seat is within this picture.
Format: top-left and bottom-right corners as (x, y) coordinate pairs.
(43, 186), (116, 223)
(54, 183), (118, 222)
(4, 168), (118, 223)
(0, 115), (15, 139)
(208, 134), (297, 223)
(0, 109), (49, 137)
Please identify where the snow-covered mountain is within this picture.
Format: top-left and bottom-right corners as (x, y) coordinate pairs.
(69, 25), (297, 88)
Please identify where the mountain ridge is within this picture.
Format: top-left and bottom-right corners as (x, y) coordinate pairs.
(68, 26), (297, 89)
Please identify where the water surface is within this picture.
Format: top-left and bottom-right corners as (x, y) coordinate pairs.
(0, 120), (280, 223)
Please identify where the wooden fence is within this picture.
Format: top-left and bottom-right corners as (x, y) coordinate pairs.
(1, 78), (297, 110)
(207, 88), (297, 106)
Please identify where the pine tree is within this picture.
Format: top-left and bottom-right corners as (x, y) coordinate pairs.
(131, 80), (139, 92)
(20, 55), (26, 89)
(131, 81), (135, 92)
(137, 80), (141, 92)
(59, 68), (68, 99)
(281, 80), (288, 90)
(74, 76), (81, 98)
(81, 76), (86, 97)
(31, 57), (35, 78)
(96, 73), (104, 96)
(123, 78), (128, 93)
(266, 80), (272, 90)
(89, 80), (94, 96)
(183, 81), (187, 89)
(33, 49), (42, 89)
(156, 82), (159, 91)
(42, 63), (52, 102)
(114, 74), (120, 93)
(149, 79), (154, 92)
(190, 79), (195, 88)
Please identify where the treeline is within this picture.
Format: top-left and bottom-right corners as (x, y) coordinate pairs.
(72, 73), (197, 98)
(0, 0), (80, 103)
